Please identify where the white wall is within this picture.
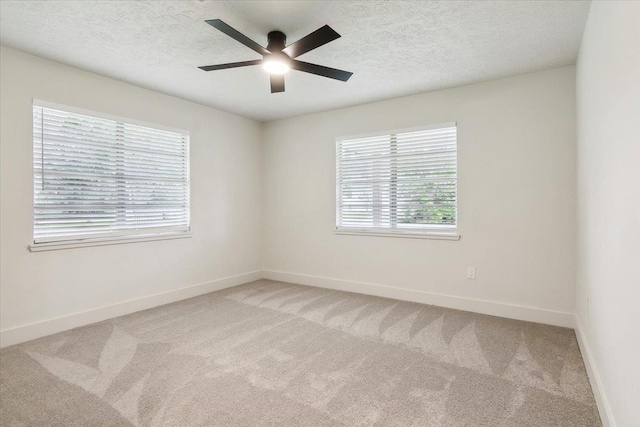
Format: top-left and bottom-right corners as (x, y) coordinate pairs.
(575, 2), (640, 426)
(0, 47), (263, 346)
(263, 67), (577, 325)
(0, 49), (580, 346)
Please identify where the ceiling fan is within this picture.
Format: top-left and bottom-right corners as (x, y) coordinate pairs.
(198, 19), (353, 93)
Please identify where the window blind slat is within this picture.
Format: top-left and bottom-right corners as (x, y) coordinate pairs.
(33, 146), (186, 166)
(36, 111), (187, 148)
(336, 124), (457, 232)
(36, 134), (187, 158)
(33, 105), (190, 244)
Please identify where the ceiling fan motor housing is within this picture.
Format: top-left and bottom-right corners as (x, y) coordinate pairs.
(267, 31), (287, 52)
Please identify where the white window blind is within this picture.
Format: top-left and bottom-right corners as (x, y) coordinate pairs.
(32, 102), (190, 245)
(336, 123), (457, 235)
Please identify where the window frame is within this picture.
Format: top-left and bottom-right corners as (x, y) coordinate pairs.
(335, 123), (460, 241)
(29, 99), (192, 252)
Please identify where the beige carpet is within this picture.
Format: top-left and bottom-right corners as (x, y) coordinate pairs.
(1, 280), (600, 426)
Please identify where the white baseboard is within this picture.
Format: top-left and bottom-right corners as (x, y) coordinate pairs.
(0, 270), (262, 348)
(574, 316), (616, 427)
(0, 269), (576, 347)
(263, 270), (575, 328)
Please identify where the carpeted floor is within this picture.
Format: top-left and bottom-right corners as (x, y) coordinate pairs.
(0, 280), (601, 426)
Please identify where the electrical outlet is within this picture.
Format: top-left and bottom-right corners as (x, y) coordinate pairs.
(467, 267), (476, 279)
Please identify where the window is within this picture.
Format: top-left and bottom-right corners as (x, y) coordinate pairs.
(31, 101), (190, 249)
(336, 123), (458, 239)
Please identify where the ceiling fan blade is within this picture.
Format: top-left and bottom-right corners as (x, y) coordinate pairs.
(270, 74), (285, 93)
(282, 25), (341, 58)
(290, 60), (353, 82)
(199, 59), (262, 72)
(205, 19), (270, 56)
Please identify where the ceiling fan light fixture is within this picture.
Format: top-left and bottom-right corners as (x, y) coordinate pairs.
(263, 55), (290, 75)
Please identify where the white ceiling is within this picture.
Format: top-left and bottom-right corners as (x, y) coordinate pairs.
(0, 1), (590, 122)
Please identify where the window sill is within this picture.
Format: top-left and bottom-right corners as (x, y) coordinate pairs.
(28, 232), (192, 252)
(334, 229), (460, 241)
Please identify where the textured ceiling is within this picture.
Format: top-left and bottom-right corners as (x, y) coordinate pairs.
(0, 1), (590, 122)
